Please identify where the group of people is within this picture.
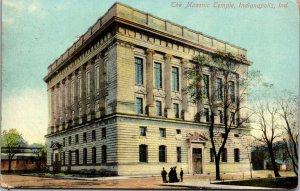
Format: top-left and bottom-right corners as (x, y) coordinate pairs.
(161, 167), (183, 183)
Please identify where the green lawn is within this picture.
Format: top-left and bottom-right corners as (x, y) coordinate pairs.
(215, 177), (298, 189)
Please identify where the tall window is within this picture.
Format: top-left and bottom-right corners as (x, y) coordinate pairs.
(92, 147), (96, 164)
(75, 149), (79, 165)
(173, 103), (179, 118)
(83, 132), (87, 142)
(102, 128), (106, 139)
(136, 98), (143, 114)
(95, 65), (99, 91)
(177, 147), (181, 163)
(156, 101), (162, 116)
(92, 130), (96, 141)
(68, 136), (72, 145)
(217, 78), (223, 100)
(234, 148), (240, 162)
(86, 72), (90, 97)
(135, 57), (143, 85)
(75, 134), (79, 144)
(172, 67), (179, 92)
(68, 150), (72, 165)
(62, 152), (65, 165)
(229, 81), (235, 102)
(219, 110), (223, 124)
(204, 108), (210, 122)
(159, 128), (166, 138)
(210, 148), (215, 162)
(159, 145), (166, 162)
(154, 62), (162, 88)
(102, 145), (107, 163)
(139, 144), (148, 162)
(203, 74), (209, 97)
(83, 148), (87, 164)
(140, 126), (147, 136)
(63, 138), (65, 147)
(221, 148), (227, 162)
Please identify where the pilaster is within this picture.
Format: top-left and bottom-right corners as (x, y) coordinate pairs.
(181, 59), (193, 121)
(164, 53), (174, 118)
(146, 49), (155, 116)
(81, 65), (87, 123)
(89, 58), (95, 121)
(73, 70), (79, 125)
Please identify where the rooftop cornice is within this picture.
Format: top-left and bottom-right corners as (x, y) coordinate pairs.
(45, 2), (251, 82)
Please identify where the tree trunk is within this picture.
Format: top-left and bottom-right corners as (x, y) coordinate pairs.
(268, 145), (280, 177)
(8, 158), (12, 173)
(215, 155), (221, 180)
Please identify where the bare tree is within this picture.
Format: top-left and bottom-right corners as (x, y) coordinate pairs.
(253, 102), (281, 177)
(185, 52), (253, 180)
(277, 93), (298, 175)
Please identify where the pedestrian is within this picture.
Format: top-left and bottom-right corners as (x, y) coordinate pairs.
(161, 167), (167, 183)
(168, 168), (173, 183)
(174, 166), (179, 182)
(180, 168), (184, 182)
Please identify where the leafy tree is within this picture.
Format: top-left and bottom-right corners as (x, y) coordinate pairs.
(1, 129), (25, 172)
(185, 52), (254, 180)
(31, 143), (47, 171)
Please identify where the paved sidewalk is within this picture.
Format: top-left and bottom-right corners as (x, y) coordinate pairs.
(162, 182), (282, 190)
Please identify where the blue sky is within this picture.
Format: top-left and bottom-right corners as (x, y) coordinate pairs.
(2, 0), (299, 143)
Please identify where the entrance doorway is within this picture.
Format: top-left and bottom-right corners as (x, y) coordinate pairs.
(192, 148), (202, 174)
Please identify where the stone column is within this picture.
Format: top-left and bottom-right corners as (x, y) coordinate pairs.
(98, 52), (105, 117)
(146, 49), (155, 116)
(164, 53), (174, 118)
(89, 59), (95, 120)
(73, 70), (79, 125)
(81, 65), (87, 123)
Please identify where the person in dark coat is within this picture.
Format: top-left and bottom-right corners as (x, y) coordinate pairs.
(174, 167), (179, 182)
(168, 168), (173, 183)
(180, 168), (184, 182)
(161, 167), (167, 183)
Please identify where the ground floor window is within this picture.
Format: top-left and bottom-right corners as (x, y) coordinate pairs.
(68, 151), (72, 165)
(139, 144), (148, 162)
(83, 148), (87, 164)
(102, 145), (107, 163)
(234, 148), (240, 162)
(221, 148), (227, 162)
(92, 147), (96, 164)
(177, 147), (181, 163)
(75, 149), (79, 165)
(159, 145), (166, 162)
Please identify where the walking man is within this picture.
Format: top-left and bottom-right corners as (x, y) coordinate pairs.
(180, 168), (184, 182)
(161, 167), (167, 183)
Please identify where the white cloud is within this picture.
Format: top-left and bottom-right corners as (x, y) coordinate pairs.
(2, 88), (48, 144)
(28, 3), (39, 13)
(3, 0), (23, 13)
(3, 0), (46, 18)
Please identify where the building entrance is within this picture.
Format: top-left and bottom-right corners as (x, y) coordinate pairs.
(192, 148), (202, 174)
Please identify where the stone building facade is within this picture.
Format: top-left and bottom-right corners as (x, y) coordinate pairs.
(44, 3), (252, 175)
